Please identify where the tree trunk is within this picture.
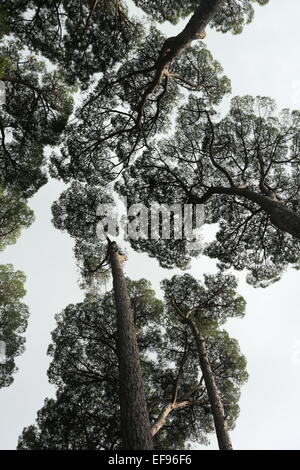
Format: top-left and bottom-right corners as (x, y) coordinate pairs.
(109, 241), (153, 450)
(265, 202), (300, 240)
(159, 0), (225, 64)
(185, 317), (233, 450)
(136, 0), (225, 126)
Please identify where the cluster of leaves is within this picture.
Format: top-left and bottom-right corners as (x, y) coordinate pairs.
(1, 0), (143, 88)
(0, 264), (29, 388)
(0, 40), (74, 197)
(51, 181), (124, 293)
(133, 0), (269, 34)
(52, 182), (115, 241)
(0, 186), (34, 252)
(117, 95), (300, 285)
(18, 275), (247, 449)
(50, 28), (230, 185)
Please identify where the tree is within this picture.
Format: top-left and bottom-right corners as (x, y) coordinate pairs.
(0, 264), (29, 388)
(0, 186), (34, 251)
(109, 241), (154, 449)
(2, 1), (269, 186)
(117, 95), (300, 286)
(0, 40), (74, 197)
(161, 272), (247, 450)
(9, 0), (266, 450)
(52, 183), (153, 449)
(18, 276), (247, 450)
(18, 281), (162, 450)
(134, 0), (268, 33)
(124, 0), (269, 129)
(50, 30), (230, 185)
(2, 1), (269, 88)
(48, 1), (269, 184)
(1, 1), (271, 206)
(51, 181), (250, 447)
(17, 385), (121, 450)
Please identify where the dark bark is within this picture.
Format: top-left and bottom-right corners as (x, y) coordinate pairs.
(184, 316), (233, 450)
(136, 0), (225, 125)
(109, 241), (153, 450)
(158, 0), (225, 64)
(195, 186), (300, 240)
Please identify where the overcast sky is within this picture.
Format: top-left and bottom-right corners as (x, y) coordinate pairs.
(1, 0), (300, 450)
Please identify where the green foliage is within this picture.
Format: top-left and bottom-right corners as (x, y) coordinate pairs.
(0, 264), (29, 388)
(118, 95), (300, 286)
(162, 272), (246, 326)
(133, 0), (269, 33)
(1, 1), (269, 89)
(0, 7), (9, 39)
(161, 273), (248, 428)
(51, 182), (115, 245)
(0, 40), (74, 196)
(18, 387), (120, 450)
(50, 30), (230, 184)
(212, 0), (269, 35)
(0, 186), (34, 251)
(18, 275), (247, 449)
(52, 182), (118, 289)
(2, 0), (143, 88)
(0, 54), (11, 78)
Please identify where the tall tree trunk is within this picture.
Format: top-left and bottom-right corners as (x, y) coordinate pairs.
(185, 317), (233, 450)
(109, 241), (153, 450)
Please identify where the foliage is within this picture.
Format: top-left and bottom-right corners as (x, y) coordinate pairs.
(0, 40), (74, 197)
(2, 0), (143, 88)
(133, 0), (269, 34)
(0, 186), (34, 251)
(18, 275), (247, 449)
(0, 264), (29, 388)
(50, 30), (230, 185)
(117, 95), (300, 286)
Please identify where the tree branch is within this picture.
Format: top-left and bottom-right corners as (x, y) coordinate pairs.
(135, 0), (225, 127)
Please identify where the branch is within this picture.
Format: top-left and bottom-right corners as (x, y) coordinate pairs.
(135, 0), (225, 126)
(150, 400), (193, 437)
(204, 110), (235, 187)
(164, 70), (209, 90)
(82, 0), (99, 37)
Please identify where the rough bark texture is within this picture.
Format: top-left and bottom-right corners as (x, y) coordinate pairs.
(159, 0), (225, 61)
(136, 0), (225, 125)
(196, 186), (300, 240)
(185, 317), (233, 450)
(109, 241), (153, 450)
(266, 202), (300, 240)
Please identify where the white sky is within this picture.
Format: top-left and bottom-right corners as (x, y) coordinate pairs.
(1, 0), (300, 450)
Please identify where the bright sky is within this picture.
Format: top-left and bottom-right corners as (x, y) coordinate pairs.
(1, 0), (300, 450)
